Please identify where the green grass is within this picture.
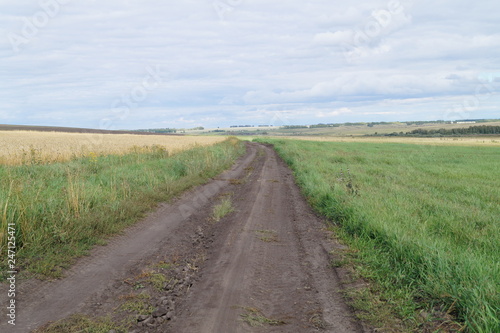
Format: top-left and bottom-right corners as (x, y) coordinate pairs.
(256, 138), (499, 332)
(119, 293), (154, 315)
(212, 196), (234, 222)
(147, 273), (168, 291)
(0, 137), (244, 278)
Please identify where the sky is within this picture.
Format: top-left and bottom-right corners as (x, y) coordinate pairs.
(1, 0), (499, 130)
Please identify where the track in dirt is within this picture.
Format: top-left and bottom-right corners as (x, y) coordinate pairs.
(0, 142), (366, 333)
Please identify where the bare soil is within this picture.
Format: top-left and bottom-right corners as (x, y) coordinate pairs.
(0, 142), (369, 332)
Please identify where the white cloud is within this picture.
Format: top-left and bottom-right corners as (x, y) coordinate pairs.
(316, 107), (353, 118)
(0, 0), (499, 129)
(313, 31), (353, 45)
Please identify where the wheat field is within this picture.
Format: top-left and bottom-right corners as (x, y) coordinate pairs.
(0, 131), (226, 165)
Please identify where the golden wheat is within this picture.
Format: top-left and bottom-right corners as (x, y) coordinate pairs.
(0, 131), (227, 165)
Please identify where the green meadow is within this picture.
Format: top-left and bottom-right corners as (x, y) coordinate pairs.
(257, 138), (499, 332)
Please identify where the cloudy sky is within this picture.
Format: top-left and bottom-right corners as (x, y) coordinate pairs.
(1, 0), (499, 129)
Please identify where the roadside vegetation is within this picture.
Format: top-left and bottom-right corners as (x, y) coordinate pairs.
(211, 196), (234, 222)
(34, 314), (122, 333)
(257, 138), (499, 332)
(0, 137), (244, 278)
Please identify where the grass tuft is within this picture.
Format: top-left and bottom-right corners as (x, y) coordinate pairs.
(212, 197), (234, 222)
(148, 273), (168, 291)
(119, 293), (154, 315)
(240, 307), (286, 327)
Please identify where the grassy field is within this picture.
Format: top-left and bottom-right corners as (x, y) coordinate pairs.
(203, 120), (500, 137)
(0, 137), (244, 278)
(0, 131), (226, 165)
(243, 135), (500, 147)
(276, 121), (500, 136)
(257, 138), (499, 332)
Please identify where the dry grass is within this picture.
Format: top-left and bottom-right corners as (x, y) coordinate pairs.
(0, 137), (244, 279)
(211, 197), (234, 222)
(276, 135), (500, 147)
(239, 307), (286, 327)
(0, 131), (226, 165)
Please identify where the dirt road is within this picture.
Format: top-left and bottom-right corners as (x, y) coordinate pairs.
(1, 143), (366, 332)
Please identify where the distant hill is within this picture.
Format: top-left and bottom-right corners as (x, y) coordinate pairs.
(0, 124), (180, 136)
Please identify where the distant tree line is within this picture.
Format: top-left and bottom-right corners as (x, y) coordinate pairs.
(134, 128), (177, 133)
(404, 119), (490, 126)
(276, 120), (497, 131)
(282, 125), (309, 129)
(283, 123), (355, 129)
(382, 125), (500, 137)
(367, 121), (394, 127)
(405, 120), (449, 126)
(310, 123), (341, 128)
(132, 126), (205, 134)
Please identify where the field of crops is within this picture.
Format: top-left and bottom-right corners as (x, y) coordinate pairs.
(0, 135), (243, 278)
(0, 131), (226, 165)
(257, 138), (499, 332)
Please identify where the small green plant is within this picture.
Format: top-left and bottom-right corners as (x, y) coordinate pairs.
(119, 294), (154, 315)
(154, 260), (173, 270)
(87, 152), (100, 173)
(212, 197), (234, 222)
(148, 273), (167, 291)
(133, 283), (145, 290)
